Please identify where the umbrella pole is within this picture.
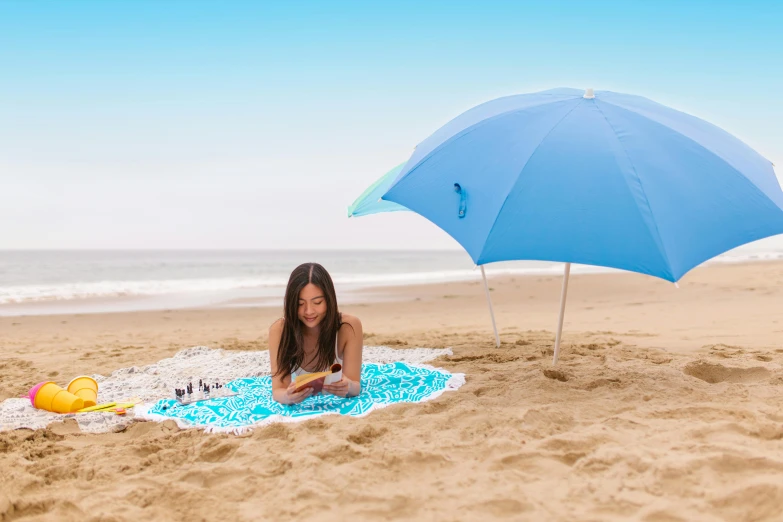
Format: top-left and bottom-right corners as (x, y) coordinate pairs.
(552, 262), (572, 365)
(480, 265), (501, 347)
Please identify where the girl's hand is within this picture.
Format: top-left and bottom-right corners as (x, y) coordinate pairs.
(283, 381), (313, 404)
(322, 378), (359, 398)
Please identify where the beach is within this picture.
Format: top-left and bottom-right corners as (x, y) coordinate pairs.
(1, 260), (783, 521)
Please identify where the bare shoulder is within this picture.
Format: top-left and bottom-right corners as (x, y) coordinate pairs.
(339, 313), (362, 332)
(339, 314), (363, 343)
(269, 318), (284, 336)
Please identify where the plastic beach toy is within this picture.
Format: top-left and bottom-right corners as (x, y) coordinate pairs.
(31, 382), (84, 413)
(67, 376), (98, 407)
(28, 382), (47, 406)
(77, 399), (140, 414)
(77, 402), (116, 413)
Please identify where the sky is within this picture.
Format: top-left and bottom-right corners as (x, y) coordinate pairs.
(1, 0), (782, 250)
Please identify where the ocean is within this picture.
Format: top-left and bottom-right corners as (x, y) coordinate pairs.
(1, 242), (782, 316)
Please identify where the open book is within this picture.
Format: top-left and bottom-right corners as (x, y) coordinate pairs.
(293, 364), (342, 394)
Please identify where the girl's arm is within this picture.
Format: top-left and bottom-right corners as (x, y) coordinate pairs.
(323, 314), (363, 397)
(269, 319), (312, 404)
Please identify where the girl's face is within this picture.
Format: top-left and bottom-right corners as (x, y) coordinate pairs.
(298, 283), (327, 329)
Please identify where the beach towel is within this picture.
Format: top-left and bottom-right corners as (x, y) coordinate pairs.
(136, 362), (464, 433)
(0, 346), (461, 434)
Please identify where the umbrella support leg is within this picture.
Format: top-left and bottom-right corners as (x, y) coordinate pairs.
(480, 265), (500, 347)
(552, 262), (571, 365)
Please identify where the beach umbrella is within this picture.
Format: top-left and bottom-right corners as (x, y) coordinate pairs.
(347, 163), (409, 217)
(349, 165), (503, 348)
(380, 87), (783, 364)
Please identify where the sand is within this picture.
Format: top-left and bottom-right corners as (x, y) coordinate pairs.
(1, 261), (782, 521)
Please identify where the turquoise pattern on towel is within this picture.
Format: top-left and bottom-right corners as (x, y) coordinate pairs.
(146, 362), (456, 429)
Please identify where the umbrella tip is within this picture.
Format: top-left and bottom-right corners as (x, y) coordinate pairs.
(583, 88), (595, 99)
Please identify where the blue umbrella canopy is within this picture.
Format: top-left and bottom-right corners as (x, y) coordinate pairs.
(347, 163), (408, 217)
(382, 88), (783, 282)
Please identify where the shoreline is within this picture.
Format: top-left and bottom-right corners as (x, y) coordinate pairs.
(1, 258), (781, 318)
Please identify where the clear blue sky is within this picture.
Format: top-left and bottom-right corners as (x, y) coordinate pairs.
(1, 0), (781, 249)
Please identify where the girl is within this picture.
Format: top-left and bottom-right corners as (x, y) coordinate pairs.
(268, 262), (363, 405)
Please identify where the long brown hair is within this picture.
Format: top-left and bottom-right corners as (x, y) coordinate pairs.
(275, 263), (342, 378)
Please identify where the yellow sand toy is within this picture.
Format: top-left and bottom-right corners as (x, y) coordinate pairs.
(29, 376), (98, 413)
(76, 399), (140, 414)
(67, 376), (98, 407)
(30, 375), (140, 415)
(76, 402), (116, 413)
(29, 381), (83, 413)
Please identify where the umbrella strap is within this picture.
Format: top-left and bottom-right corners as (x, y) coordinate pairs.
(454, 183), (467, 218)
